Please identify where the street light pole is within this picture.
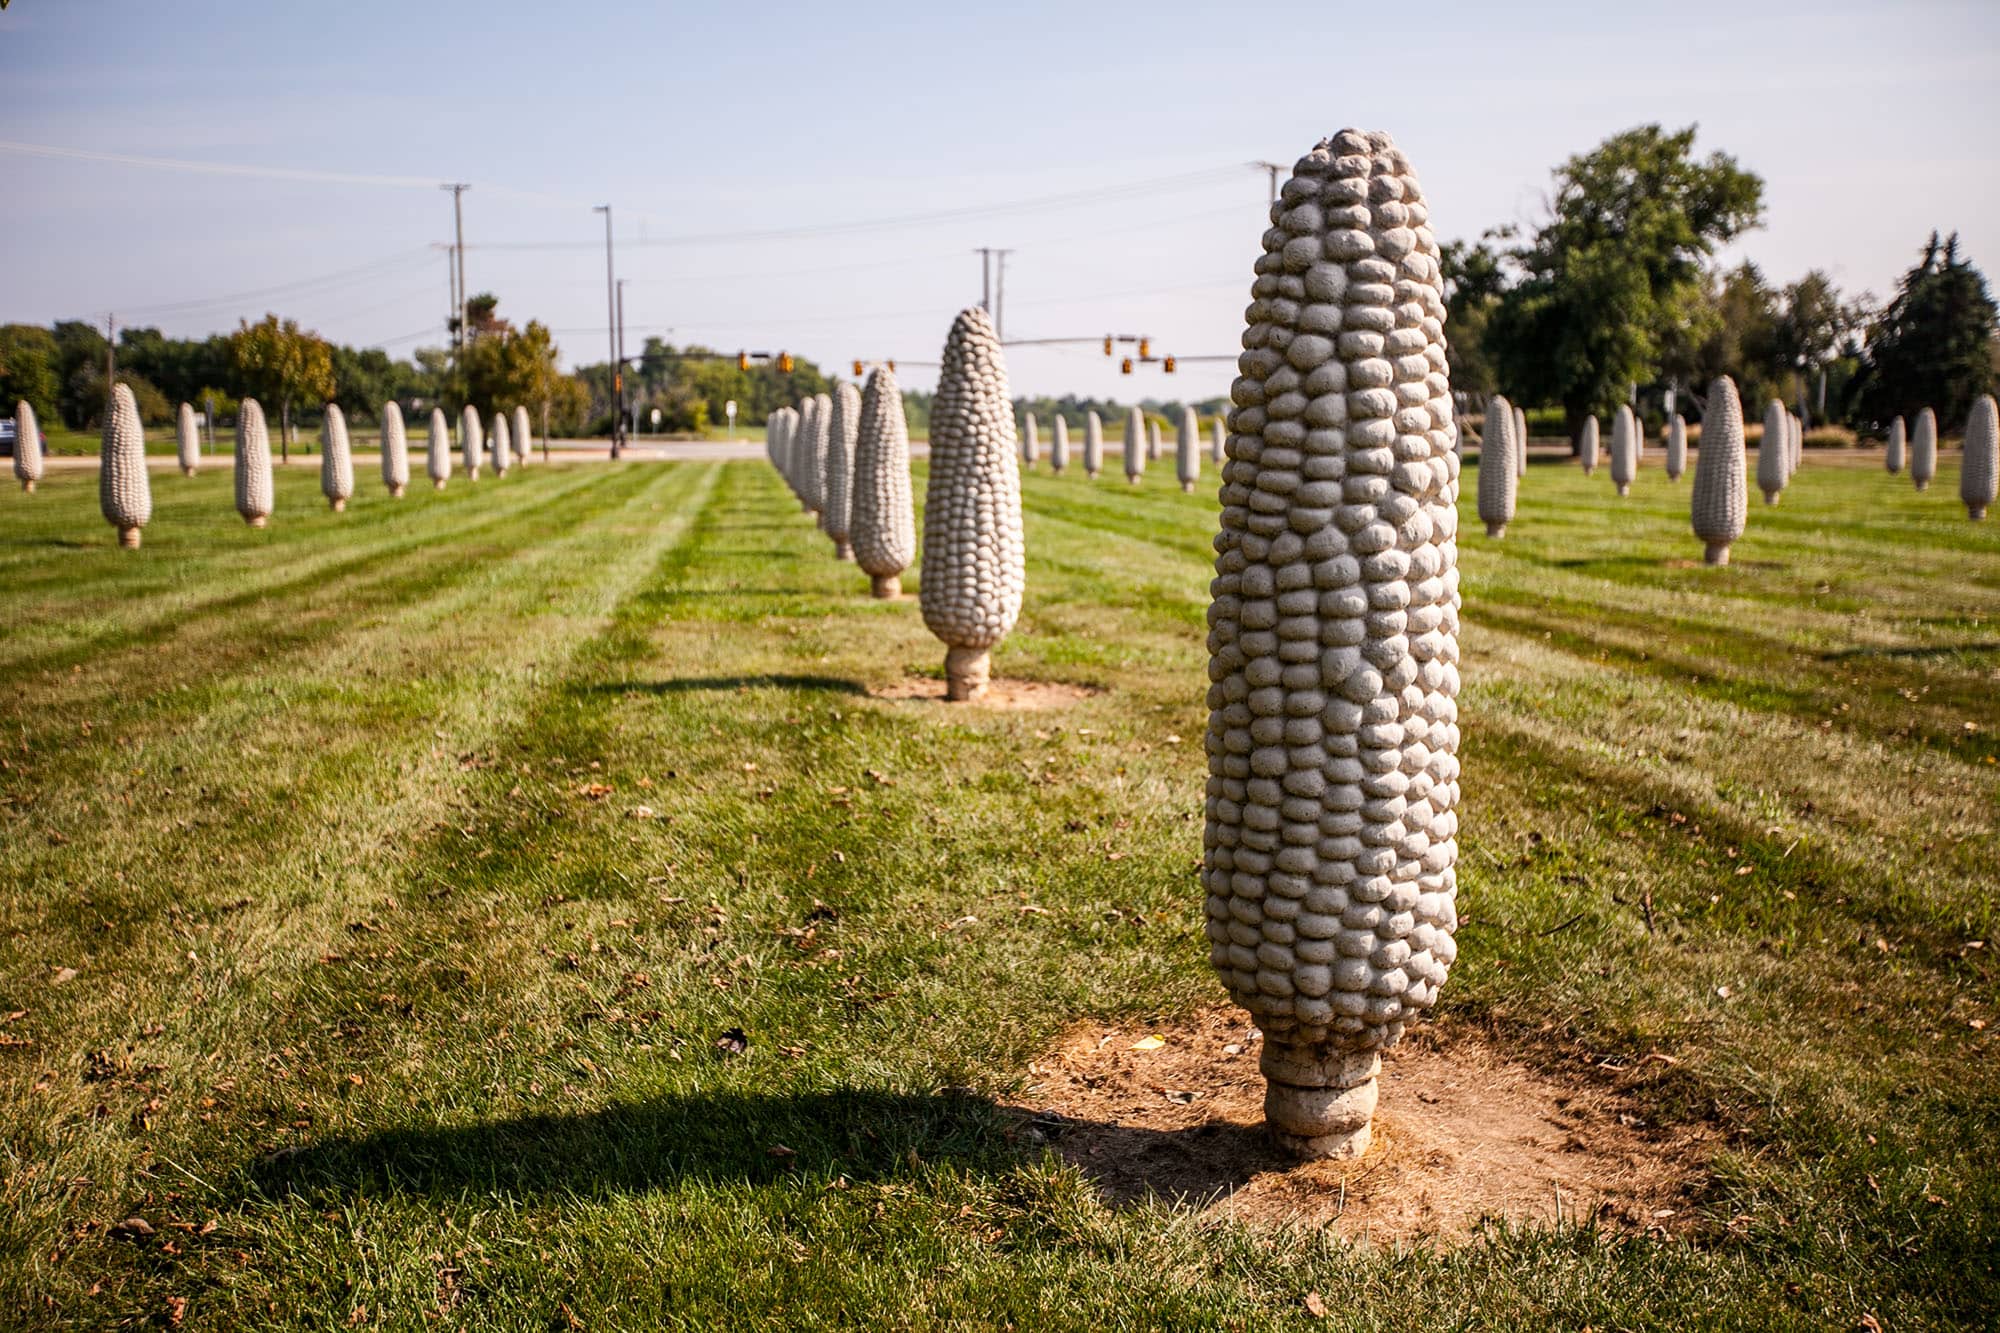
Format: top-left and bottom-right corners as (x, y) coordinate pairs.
(616, 277), (628, 449)
(593, 204), (621, 458)
(441, 184), (470, 351)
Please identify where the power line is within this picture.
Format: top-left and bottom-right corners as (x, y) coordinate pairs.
(107, 248), (440, 321)
(0, 139), (446, 189)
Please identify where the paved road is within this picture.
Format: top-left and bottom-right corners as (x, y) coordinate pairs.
(34, 436), (932, 469)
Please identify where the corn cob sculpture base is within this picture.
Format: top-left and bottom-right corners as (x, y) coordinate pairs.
(835, 540), (854, 562)
(433, 479), (446, 491)
(119, 526), (143, 549)
(19, 480), (33, 494)
(1182, 481), (1196, 494)
(944, 646), (992, 702)
(329, 498), (346, 513)
(1704, 541), (1731, 566)
(389, 484), (405, 499)
(1263, 1045), (1381, 1159)
(248, 515), (267, 529)
(182, 468), (196, 479)
(1485, 521), (1506, 538)
(1762, 491), (1780, 506)
(871, 574), (902, 600)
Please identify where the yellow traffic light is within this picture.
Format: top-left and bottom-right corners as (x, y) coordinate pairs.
(1163, 355), (1176, 373)
(1103, 335), (1113, 356)
(1121, 357), (1133, 375)
(887, 359), (897, 372)
(1138, 337), (1151, 359)
(737, 351), (749, 371)
(778, 352), (794, 373)
(852, 359), (863, 377)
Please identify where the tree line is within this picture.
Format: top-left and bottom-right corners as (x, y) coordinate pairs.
(1444, 124), (1997, 440)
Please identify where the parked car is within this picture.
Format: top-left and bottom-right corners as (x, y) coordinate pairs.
(0, 418), (47, 459)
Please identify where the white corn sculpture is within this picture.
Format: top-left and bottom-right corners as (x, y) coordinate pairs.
(1666, 413), (1687, 481)
(1963, 395), (1998, 521)
(176, 401), (201, 476)
(1207, 130), (1462, 1161)
(1212, 414), (1227, 464)
(1885, 416), (1906, 473)
(1022, 412), (1039, 469)
(1691, 376), (1746, 565)
(1084, 410), (1104, 479)
(851, 365), (916, 598)
(1578, 414), (1599, 475)
(823, 381), (860, 560)
(920, 307), (1025, 701)
(797, 395), (830, 515)
(1478, 395), (1518, 536)
(100, 383), (152, 549)
(769, 406), (798, 500)
(236, 397), (275, 526)
(462, 405), (484, 480)
(1512, 403), (1526, 480)
(1147, 418), (1163, 462)
(1758, 399), (1789, 505)
(1124, 406), (1146, 484)
(381, 402), (409, 497)
(1050, 414), (1070, 473)
(491, 410), (512, 476)
(1177, 405), (1201, 492)
(1911, 408), (1937, 491)
(1610, 405), (1638, 496)
(427, 407), (452, 489)
(513, 405), (533, 468)
(321, 404), (355, 511)
(14, 400), (43, 492)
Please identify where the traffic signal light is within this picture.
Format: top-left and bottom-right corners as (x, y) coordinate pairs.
(737, 351), (749, 371)
(1103, 335), (1113, 356)
(1163, 355), (1176, 373)
(887, 359), (897, 372)
(778, 352), (794, 373)
(1138, 337), (1151, 359)
(852, 360), (863, 377)
(1121, 357), (1133, 375)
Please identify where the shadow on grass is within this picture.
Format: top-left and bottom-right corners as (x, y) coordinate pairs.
(244, 1088), (1280, 1208)
(578, 674), (870, 696)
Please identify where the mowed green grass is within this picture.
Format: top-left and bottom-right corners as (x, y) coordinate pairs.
(0, 450), (1995, 1330)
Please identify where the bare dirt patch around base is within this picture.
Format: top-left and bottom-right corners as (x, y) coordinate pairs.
(870, 676), (1101, 710)
(1012, 1008), (1712, 1243)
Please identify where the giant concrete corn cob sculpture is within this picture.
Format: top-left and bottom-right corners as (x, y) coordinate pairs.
(12, 400), (42, 492)
(1691, 376), (1746, 565)
(1206, 130), (1462, 1160)
(796, 394), (830, 514)
(851, 365), (916, 598)
(321, 404), (355, 511)
(1177, 404), (1201, 492)
(920, 307), (1025, 700)
(1666, 413), (1686, 481)
(1578, 414), (1599, 475)
(176, 401), (201, 476)
(769, 406), (798, 499)
(1050, 414), (1070, 473)
(236, 397), (275, 526)
(1911, 408), (1937, 491)
(1758, 399), (1788, 504)
(1022, 412), (1039, 469)
(1478, 395), (1518, 536)
(1790, 411), (1802, 474)
(1885, 415), (1906, 473)
(461, 405), (484, 479)
(100, 383), (152, 548)
(1084, 410), (1104, 478)
(380, 401), (409, 497)
(823, 381), (860, 560)
(427, 407), (451, 489)
(1512, 403), (1526, 480)
(1212, 414), (1227, 464)
(491, 410), (512, 476)
(1124, 406), (1146, 483)
(1610, 404), (1637, 496)
(513, 405), (532, 468)
(1147, 418), (1163, 462)
(1964, 394), (1998, 520)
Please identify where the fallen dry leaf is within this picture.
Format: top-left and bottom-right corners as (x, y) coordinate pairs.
(1131, 1034), (1166, 1052)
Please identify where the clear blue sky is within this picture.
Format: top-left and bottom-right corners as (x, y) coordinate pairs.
(3, 0), (1996, 402)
